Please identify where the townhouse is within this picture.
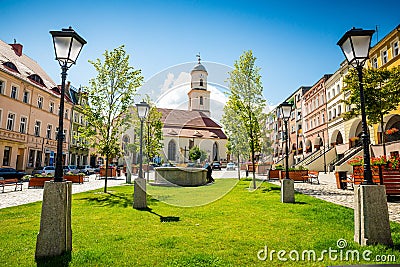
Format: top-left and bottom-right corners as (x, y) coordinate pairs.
(0, 40), (73, 173)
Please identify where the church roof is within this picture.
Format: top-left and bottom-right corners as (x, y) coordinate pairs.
(191, 63), (207, 73)
(157, 108), (227, 139)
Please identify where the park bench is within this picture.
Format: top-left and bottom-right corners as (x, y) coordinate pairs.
(28, 177), (53, 188)
(281, 170), (309, 182)
(304, 171), (320, 184)
(0, 177), (23, 193)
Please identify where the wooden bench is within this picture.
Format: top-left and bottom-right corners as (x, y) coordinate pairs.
(281, 170), (309, 182)
(0, 177), (23, 193)
(305, 171), (320, 184)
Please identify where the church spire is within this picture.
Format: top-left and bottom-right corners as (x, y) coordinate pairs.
(196, 52), (201, 64)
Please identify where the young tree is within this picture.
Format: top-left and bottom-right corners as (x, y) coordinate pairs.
(81, 45), (143, 193)
(223, 50), (266, 189)
(342, 67), (400, 155)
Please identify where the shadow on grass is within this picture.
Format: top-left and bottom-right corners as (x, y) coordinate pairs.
(137, 207), (180, 223)
(36, 251), (71, 267)
(82, 192), (131, 208)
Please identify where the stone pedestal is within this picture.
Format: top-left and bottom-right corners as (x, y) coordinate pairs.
(35, 181), (72, 259)
(126, 171), (132, 184)
(281, 179), (295, 203)
(354, 185), (393, 246)
(133, 177), (147, 209)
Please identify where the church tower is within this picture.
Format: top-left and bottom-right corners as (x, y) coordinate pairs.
(188, 54), (211, 116)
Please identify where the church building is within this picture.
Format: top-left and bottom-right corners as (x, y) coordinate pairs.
(158, 57), (228, 164)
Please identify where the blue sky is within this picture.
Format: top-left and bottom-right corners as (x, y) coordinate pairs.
(1, 0), (399, 107)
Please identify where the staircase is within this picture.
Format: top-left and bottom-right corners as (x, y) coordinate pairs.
(328, 145), (363, 171)
(296, 144), (331, 167)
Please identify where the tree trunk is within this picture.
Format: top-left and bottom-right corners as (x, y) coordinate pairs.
(237, 153), (240, 180)
(104, 156), (109, 193)
(380, 114), (387, 157)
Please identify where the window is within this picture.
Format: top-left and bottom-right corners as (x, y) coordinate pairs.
(74, 113), (78, 123)
(322, 113), (325, 123)
(37, 96), (43, 109)
(46, 124), (52, 139)
(63, 129), (67, 142)
(27, 74), (45, 86)
(372, 57), (378, 68)
(11, 86), (18, 99)
(317, 116), (320, 126)
(34, 121), (41, 137)
(23, 91), (29, 103)
(7, 113), (15, 131)
(382, 50), (388, 64)
(316, 97), (319, 107)
(80, 115), (84, 125)
(168, 140), (176, 161)
(392, 41), (399, 57)
(49, 102), (54, 113)
(328, 111), (332, 121)
(338, 105), (342, 115)
(3, 62), (18, 72)
(327, 92), (330, 100)
(65, 109), (69, 119)
(19, 117), (27, 134)
(336, 84), (340, 94)
(3, 146), (11, 166)
(0, 80), (4, 94)
(200, 79), (203, 87)
(200, 96), (203, 105)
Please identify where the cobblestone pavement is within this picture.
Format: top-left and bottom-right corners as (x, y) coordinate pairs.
(0, 174), (126, 209)
(267, 172), (400, 223)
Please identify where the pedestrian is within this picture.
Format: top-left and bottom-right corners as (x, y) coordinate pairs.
(204, 161), (214, 183)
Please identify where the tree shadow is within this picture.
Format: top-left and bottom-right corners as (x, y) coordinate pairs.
(81, 192), (131, 208)
(36, 251), (71, 267)
(137, 207), (180, 222)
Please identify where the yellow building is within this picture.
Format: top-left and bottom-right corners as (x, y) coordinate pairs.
(0, 40), (73, 173)
(366, 25), (400, 156)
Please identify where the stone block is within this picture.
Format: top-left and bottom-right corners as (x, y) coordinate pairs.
(35, 181), (72, 259)
(133, 177), (147, 209)
(281, 179), (295, 203)
(354, 184), (393, 246)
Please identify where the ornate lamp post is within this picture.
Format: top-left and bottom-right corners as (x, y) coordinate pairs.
(337, 27), (374, 184)
(338, 28), (392, 246)
(279, 101), (294, 203)
(134, 101), (150, 209)
(279, 101), (292, 179)
(50, 27), (87, 182)
(36, 27), (86, 260)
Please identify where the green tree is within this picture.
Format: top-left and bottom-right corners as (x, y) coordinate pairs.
(224, 50), (266, 188)
(342, 66), (400, 154)
(189, 146), (201, 161)
(81, 45), (143, 193)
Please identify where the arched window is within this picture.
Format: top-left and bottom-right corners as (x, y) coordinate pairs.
(28, 74), (45, 87)
(213, 142), (218, 161)
(3, 62), (19, 72)
(200, 79), (203, 87)
(168, 140), (176, 161)
(200, 96), (203, 105)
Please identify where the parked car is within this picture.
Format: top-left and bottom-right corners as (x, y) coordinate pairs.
(32, 166), (55, 176)
(212, 162), (221, 170)
(63, 165), (80, 174)
(78, 165), (95, 175)
(0, 168), (26, 180)
(226, 162), (236, 171)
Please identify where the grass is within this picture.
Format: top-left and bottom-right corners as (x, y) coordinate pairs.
(0, 179), (399, 266)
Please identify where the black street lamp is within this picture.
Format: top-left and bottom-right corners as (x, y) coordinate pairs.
(133, 101), (150, 209)
(337, 27), (374, 184)
(279, 101), (292, 179)
(50, 27), (86, 182)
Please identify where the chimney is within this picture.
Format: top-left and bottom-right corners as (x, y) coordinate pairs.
(10, 39), (23, 56)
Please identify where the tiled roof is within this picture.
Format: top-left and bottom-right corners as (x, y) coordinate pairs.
(0, 39), (59, 95)
(158, 108), (227, 139)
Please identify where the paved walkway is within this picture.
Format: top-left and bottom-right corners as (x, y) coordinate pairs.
(1, 171), (399, 224)
(0, 174), (126, 209)
(266, 172), (400, 223)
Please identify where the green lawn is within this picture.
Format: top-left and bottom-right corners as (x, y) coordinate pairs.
(0, 179), (399, 266)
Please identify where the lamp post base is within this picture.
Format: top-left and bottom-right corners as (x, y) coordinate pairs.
(354, 185), (393, 246)
(133, 177), (147, 209)
(35, 181), (72, 259)
(281, 179), (295, 203)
